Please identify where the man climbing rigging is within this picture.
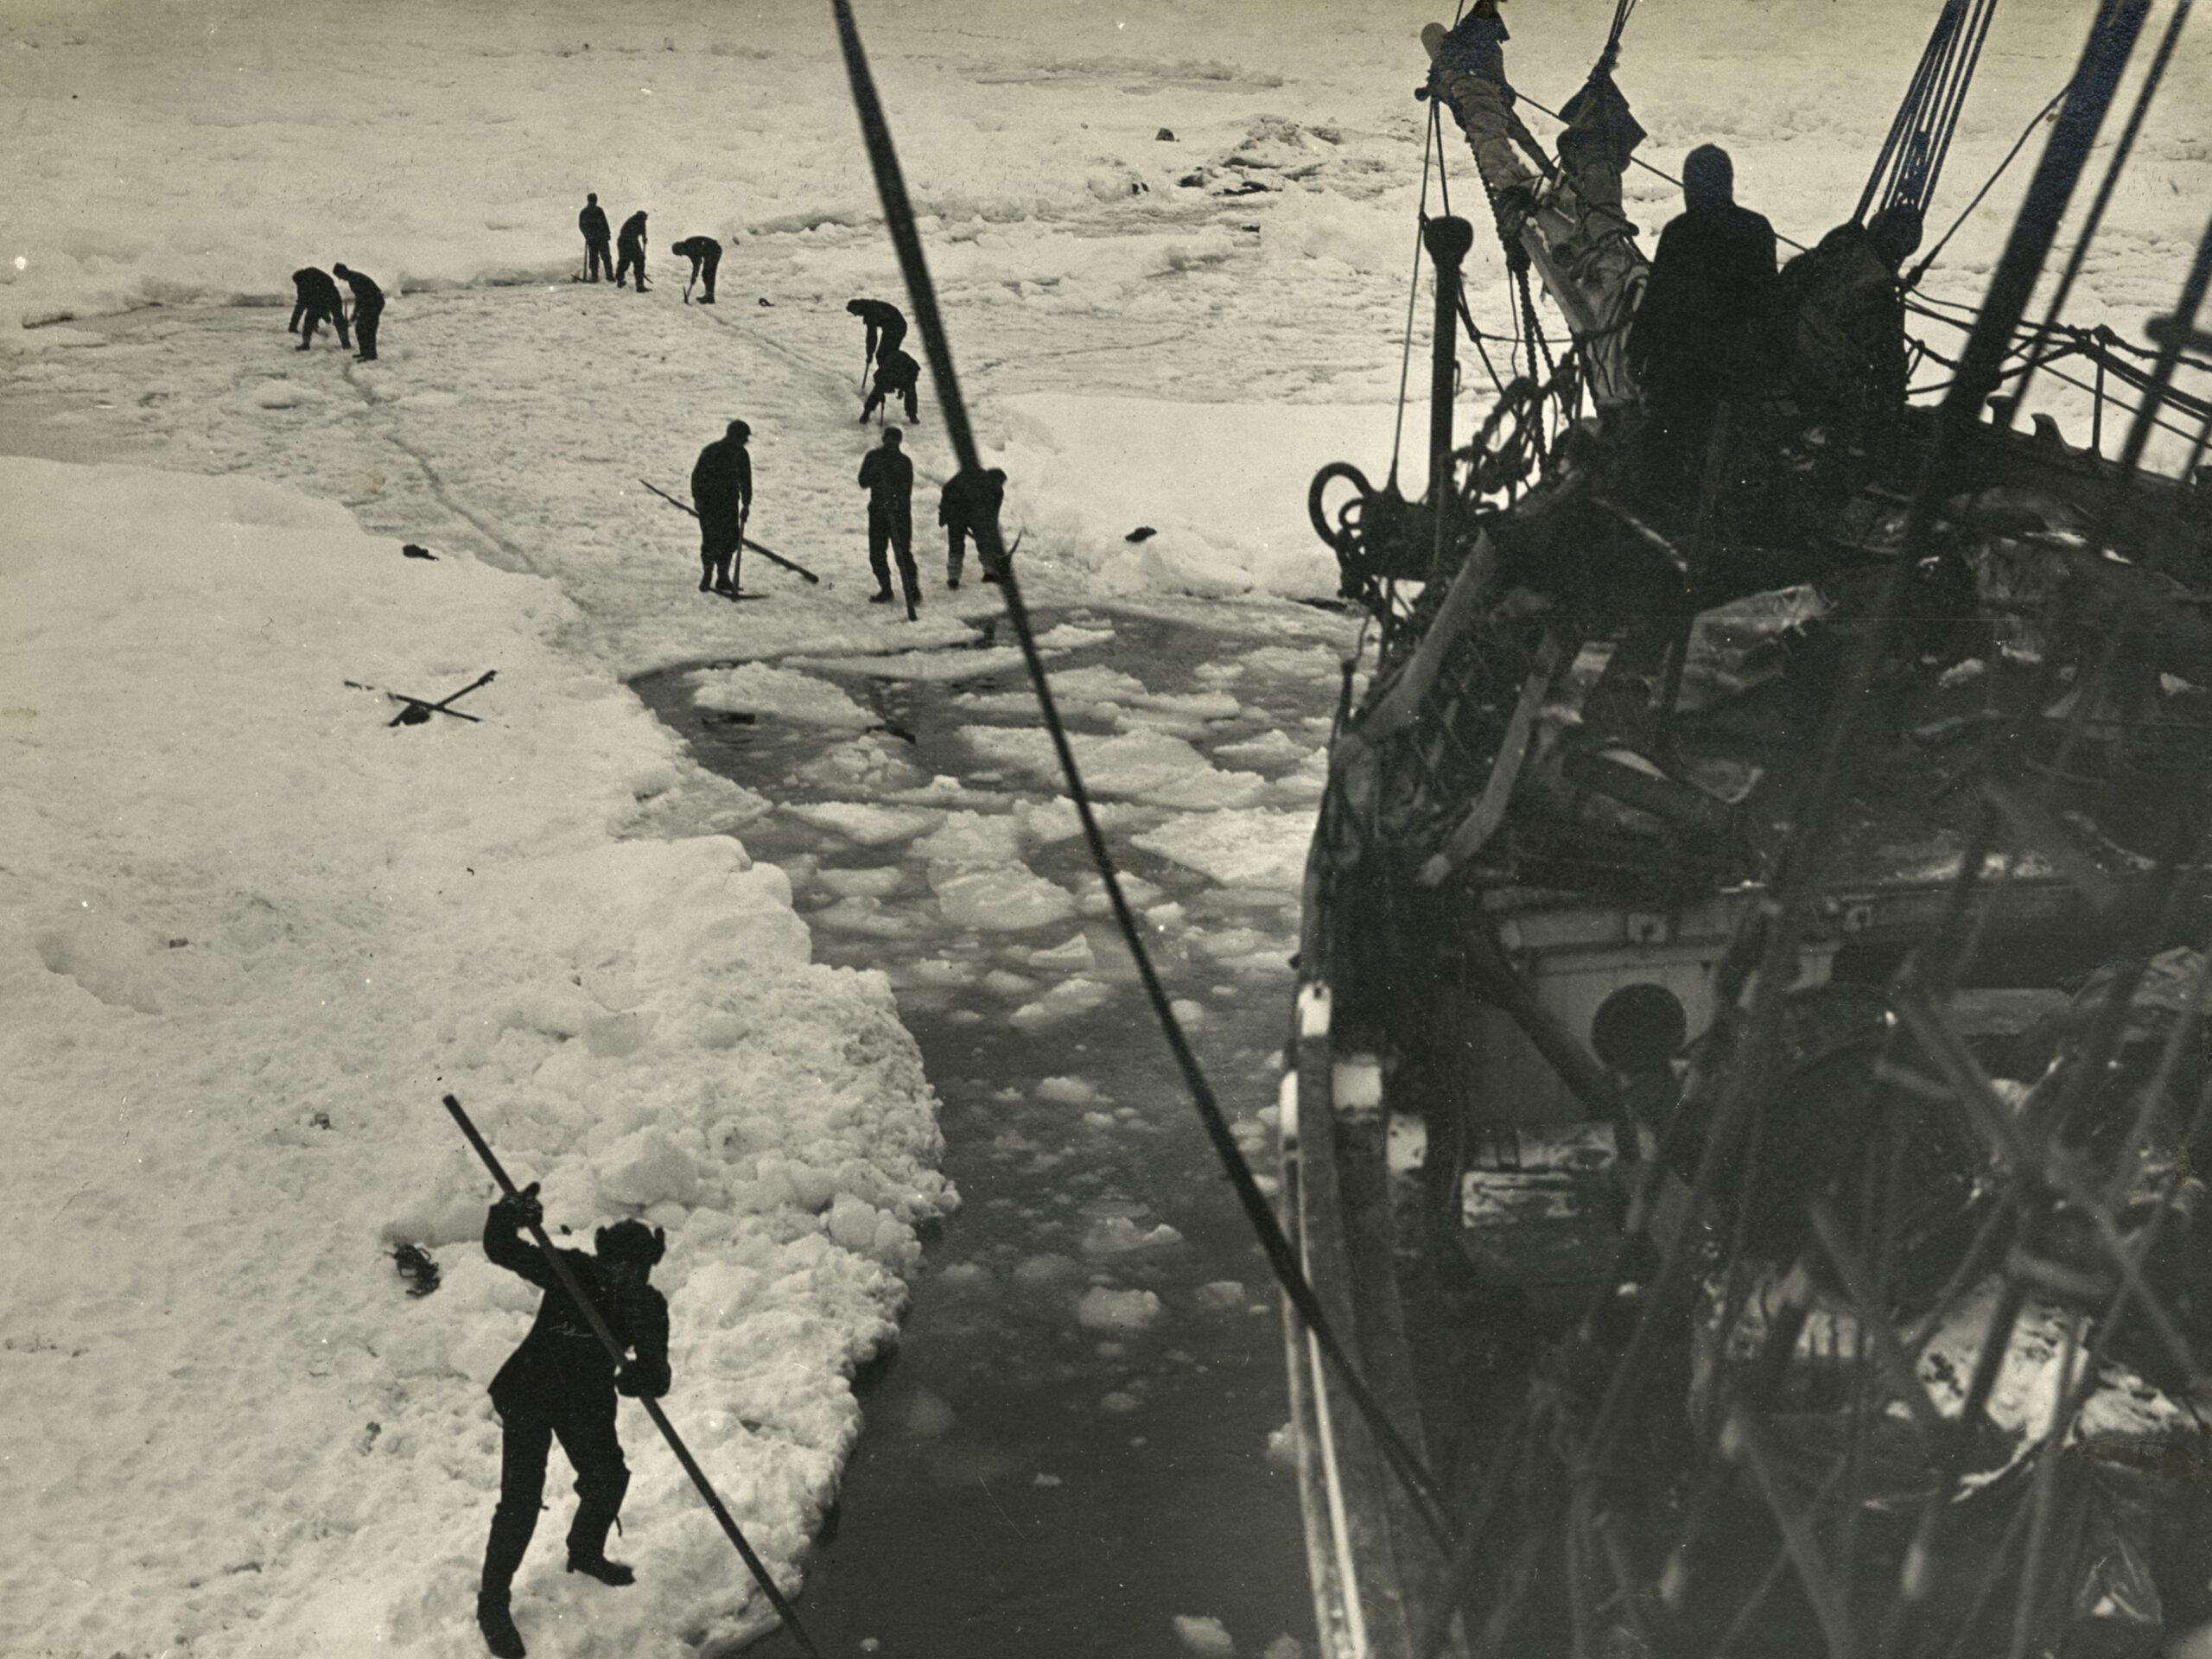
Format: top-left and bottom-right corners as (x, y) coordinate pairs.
(474, 1183), (670, 1659)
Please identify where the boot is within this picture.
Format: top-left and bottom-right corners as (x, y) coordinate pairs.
(868, 589), (894, 604)
(699, 575), (713, 592)
(566, 1553), (636, 1586)
(477, 1592), (526, 1659)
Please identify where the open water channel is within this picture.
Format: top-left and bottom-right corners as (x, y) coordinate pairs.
(634, 599), (1357, 1659)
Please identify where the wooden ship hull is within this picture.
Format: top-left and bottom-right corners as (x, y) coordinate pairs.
(1278, 4), (2212, 1655)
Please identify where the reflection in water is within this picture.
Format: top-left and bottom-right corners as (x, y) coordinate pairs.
(634, 604), (1350, 1658)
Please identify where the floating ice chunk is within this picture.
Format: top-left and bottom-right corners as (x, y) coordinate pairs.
(1073, 870), (1165, 914)
(594, 1124), (701, 1208)
(1135, 808), (1314, 888)
(810, 895), (918, 938)
(1010, 976), (1114, 1027)
(964, 727), (1267, 808)
(983, 968), (1041, 997)
(1033, 1472), (1064, 1487)
(1083, 1110), (1118, 1128)
(1101, 1390), (1142, 1414)
(1266, 1421), (1298, 1467)
(914, 809), (1027, 868)
(1019, 796), (1154, 846)
(1168, 997), (1207, 1026)
(816, 866), (905, 899)
(690, 664), (874, 728)
(1195, 1281), (1246, 1313)
(931, 865), (1077, 931)
(905, 957), (977, 987)
(1037, 1075), (1099, 1105)
(1173, 1614), (1236, 1656)
(1077, 1287), (1162, 1331)
(1082, 1217), (1185, 1255)
(1027, 932), (1096, 973)
(1213, 729), (1306, 767)
(785, 801), (943, 845)
(1262, 1637), (1306, 1659)
(1014, 1253), (1083, 1287)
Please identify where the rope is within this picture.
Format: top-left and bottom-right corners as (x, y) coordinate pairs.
(830, 0), (1459, 1548)
(2004, 0), (2193, 427)
(1907, 82), (2071, 290)
(1856, 0), (2005, 226)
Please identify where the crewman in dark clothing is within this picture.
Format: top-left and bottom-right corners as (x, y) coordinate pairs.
(862, 346), (921, 424)
(616, 211), (650, 292)
(332, 264), (385, 362)
(846, 297), (908, 370)
(579, 194), (613, 283)
(288, 267), (351, 352)
(690, 419), (754, 595)
(475, 1182), (671, 1659)
(1779, 202), (1922, 459)
(671, 236), (721, 304)
(858, 427), (919, 620)
(1627, 144), (1778, 507)
(938, 465), (1007, 588)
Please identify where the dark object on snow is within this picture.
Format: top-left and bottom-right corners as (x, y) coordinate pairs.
(402, 543), (436, 560)
(615, 211), (649, 290)
(939, 466), (1008, 586)
(288, 268), (351, 352)
(1125, 525), (1158, 543)
(862, 346), (920, 424)
(1156, 127), (1175, 141)
(845, 296), (907, 366)
(702, 710), (756, 727)
(332, 264), (384, 362)
(578, 193), (613, 283)
(671, 235), (721, 304)
(1626, 143), (1777, 505)
(386, 669), (496, 728)
(392, 1242), (442, 1297)
(477, 1181), (670, 1649)
(758, 296), (772, 307)
(691, 420), (753, 594)
(859, 428), (919, 618)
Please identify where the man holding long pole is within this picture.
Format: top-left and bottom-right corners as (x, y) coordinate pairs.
(474, 1180), (670, 1659)
(690, 420), (754, 597)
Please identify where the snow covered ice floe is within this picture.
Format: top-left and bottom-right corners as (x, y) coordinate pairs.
(0, 458), (956, 1659)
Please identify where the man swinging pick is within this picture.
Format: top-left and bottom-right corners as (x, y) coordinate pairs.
(474, 1181), (671, 1659)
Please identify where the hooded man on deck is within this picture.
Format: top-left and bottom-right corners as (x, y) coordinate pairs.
(475, 1182), (671, 1659)
(1627, 143), (1778, 509)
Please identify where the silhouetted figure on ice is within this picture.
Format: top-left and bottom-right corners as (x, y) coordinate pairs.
(846, 296), (907, 370)
(616, 211), (650, 292)
(1627, 143), (1777, 507)
(862, 346), (920, 424)
(859, 426), (919, 620)
(690, 419), (753, 595)
(332, 264), (384, 361)
(938, 465), (1007, 588)
(578, 194), (613, 283)
(475, 1182), (670, 1659)
(288, 268), (350, 351)
(671, 236), (721, 304)
(1780, 202), (1922, 460)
